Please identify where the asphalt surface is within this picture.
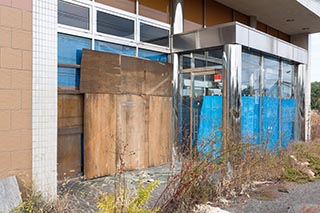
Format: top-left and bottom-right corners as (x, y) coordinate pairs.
(227, 181), (320, 213)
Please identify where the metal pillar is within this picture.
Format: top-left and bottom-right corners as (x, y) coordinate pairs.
(297, 64), (306, 141)
(222, 44), (242, 152)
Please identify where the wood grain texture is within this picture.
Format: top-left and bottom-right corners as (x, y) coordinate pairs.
(80, 49), (173, 96)
(84, 94), (117, 179)
(148, 96), (171, 166)
(57, 134), (81, 180)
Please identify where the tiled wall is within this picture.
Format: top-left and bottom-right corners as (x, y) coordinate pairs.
(32, 0), (57, 198)
(0, 0), (32, 191)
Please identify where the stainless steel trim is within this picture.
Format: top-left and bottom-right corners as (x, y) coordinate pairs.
(297, 64), (306, 141)
(223, 44), (242, 149)
(173, 22), (308, 64)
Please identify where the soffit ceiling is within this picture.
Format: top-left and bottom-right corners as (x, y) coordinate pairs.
(216, 0), (320, 35)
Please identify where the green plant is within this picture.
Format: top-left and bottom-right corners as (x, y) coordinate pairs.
(97, 179), (160, 213)
(14, 191), (68, 213)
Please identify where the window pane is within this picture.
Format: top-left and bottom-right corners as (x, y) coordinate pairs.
(138, 49), (167, 62)
(97, 11), (134, 39)
(263, 56), (279, 97)
(58, 0), (89, 30)
(140, 23), (169, 47)
(281, 61), (294, 98)
(241, 51), (260, 96)
(58, 33), (91, 88)
(139, 0), (170, 23)
(95, 40), (135, 56)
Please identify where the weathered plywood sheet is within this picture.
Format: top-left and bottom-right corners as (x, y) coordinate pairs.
(144, 62), (172, 97)
(58, 94), (83, 130)
(84, 94), (117, 179)
(80, 49), (121, 94)
(58, 134), (82, 180)
(116, 95), (146, 170)
(80, 49), (173, 96)
(148, 96), (172, 166)
(58, 94), (83, 180)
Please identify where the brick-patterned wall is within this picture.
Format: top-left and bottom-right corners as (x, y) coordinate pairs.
(0, 0), (32, 191)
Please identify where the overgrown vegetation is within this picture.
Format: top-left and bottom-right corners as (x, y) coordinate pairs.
(15, 112), (320, 212)
(311, 81), (320, 111)
(97, 179), (160, 213)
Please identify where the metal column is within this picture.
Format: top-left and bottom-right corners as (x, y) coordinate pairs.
(222, 44), (242, 152)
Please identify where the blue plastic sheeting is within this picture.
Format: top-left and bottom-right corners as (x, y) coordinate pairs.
(262, 97), (279, 150)
(58, 33), (91, 87)
(58, 33), (91, 65)
(197, 96), (223, 157)
(58, 67), (80, 87)
(138, 49), (168, 63)
(241, 96), (260, 144)
(281, 98), (296, 148)
(95, 40), (135, 56)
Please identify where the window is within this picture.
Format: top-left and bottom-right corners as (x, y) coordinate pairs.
(95, 40), (135, 56)
(140, 23), (169, 47)
(58, 0), (89, 30)
(138, 49), (167, 63)
(97, 11), (134, 39)
(58, 33), (91, 88)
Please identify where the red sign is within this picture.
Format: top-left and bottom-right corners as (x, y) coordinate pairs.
(214, 74), (221, 81)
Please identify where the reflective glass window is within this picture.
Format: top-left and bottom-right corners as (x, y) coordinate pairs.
(281, 61), (294, 98)
(140, 23), (169, 47)
(97, 11), (134, 39)
(263, 56), (280, 97)
(58, 33), (91, 88)
(58, 0), (89, 30)
(241, 51), (260, 96)
(138, 49), (167, 63)
(95, 40), (135, 56)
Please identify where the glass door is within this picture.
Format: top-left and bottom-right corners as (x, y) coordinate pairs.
(179, 68), (223, 157)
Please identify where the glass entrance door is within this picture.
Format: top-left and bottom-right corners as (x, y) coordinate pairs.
(179, 68), (223, 157)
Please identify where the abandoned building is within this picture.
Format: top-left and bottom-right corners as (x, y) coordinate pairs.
(0, 0), (319, 198)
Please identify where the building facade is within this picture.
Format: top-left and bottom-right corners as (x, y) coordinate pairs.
(0, 0), (319, 198)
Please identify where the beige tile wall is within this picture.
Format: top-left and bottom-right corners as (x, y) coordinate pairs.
(0, 0), (32, 191)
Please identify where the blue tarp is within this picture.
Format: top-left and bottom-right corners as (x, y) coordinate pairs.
(196, 96), (223, 157)
(58, 33), (91, 87)
(281, 98), (296, 148)
(241, 96), (260, 144)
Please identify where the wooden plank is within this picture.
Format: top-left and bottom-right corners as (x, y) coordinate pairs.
(84, 94), (117, 179)
(148, 96), (171, 166)
(58, 94), (83, 129)
(80, 49), (121, 94)
(116, 95), (146, 170)
(144, 61), (172, 97)
(120, 56), (145, 95)
(58, 134), (82, 180)
(80, 49), (173, 96)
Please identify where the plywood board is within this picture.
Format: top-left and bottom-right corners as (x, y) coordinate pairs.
(144, 61), (172, 97)
(116, 95), (146, 170)
(148, 96), (171, 166)
(58, 94), (83, 129)
(84, 94), (117, 179)
(120, 56), (145, 95)
(80, 49), (121, 94)
(80, 50), (173, 96)
(58, 134), (82, 180)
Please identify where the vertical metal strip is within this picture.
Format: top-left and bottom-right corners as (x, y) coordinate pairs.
(171, 0), (184, 160)
(223, 44), (242, 154)
(297, 64), (306, 141)
(278, 60), (283, 149)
